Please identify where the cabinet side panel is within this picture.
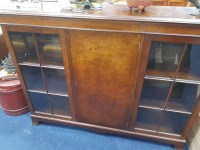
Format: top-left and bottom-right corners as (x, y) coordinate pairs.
(69, 30), (141, 129)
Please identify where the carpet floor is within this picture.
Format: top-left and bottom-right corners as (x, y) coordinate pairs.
(0, 110), (188, 150)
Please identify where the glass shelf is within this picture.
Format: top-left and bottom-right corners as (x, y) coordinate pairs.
(146, 70), (175, 80)
(158, 111), (190, 136)
(144, 75), (173, 82)
(175, 77), (200, 85)
(41, 65), (64, 70)
(18, 62), (40, 67)
(146, 41), (185, 78)
(27, 89), (47, 94)
(20, 66), (46, 92)
(35, 33), (63, 66)
(139, 79), (171, 109)
(166, 82), (200, 113)
(135, 108), (162, 132)
(28, 91), (52, 114)
(8, 32), (38, 64)
(49, 94), (71, 117)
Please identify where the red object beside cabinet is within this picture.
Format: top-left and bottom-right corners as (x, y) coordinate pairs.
(0, 80), (29, 115)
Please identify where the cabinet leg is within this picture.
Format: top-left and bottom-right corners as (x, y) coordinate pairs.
(32, 118), (39, 126)
(174, 143), (185, 150)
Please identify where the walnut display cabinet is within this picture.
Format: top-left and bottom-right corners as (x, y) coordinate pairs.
(1, 5), (200, 150)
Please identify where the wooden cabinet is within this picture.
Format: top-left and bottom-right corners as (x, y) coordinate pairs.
(1, 6), (200, 150)
(153, 0), (187, 6)
(0, 29), (8, 59)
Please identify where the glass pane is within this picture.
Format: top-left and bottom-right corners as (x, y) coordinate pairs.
(158, 111), (190, 135)
(146, 42), (185, 78)
(49, 94), (71, 117)
(35, 33), (63, 66)
(140, 80), (171, 109)
(20, 66), (45, 91)
(29, 92), (51, 114)
(43, 68), (68, 95)
(135, 108), (162, 132)
(9, 32), (38, 64)
(166, 82), (200, 113)
(177, 44), (200, 81)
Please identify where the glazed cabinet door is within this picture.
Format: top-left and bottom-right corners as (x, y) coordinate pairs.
(3, 26), (75, 120)
(131, 35), (200, 137)
(68, 30), (141, 129)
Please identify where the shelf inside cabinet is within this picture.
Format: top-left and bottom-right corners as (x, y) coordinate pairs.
(176, 74), (200, 84)
(8, 31), (38, 64)
(43, 68), (68, 95)
(40, 59), (64, 68)
(49, 94), (71, 117)
(158, 111), (190, 136)
(144, 75), (173, 82)
(48, 92), (68, 97)
(41, 65), (64, 70)
(139, 79), (171, 109)
(146, 41), (185, 79)
(165, 82), (199, 114)
(28, 89), (47, 94)
(18, 62), (40, 67)
(35, 33), (64, 66)
(177, 44), (200, 82)
(146, 70), (174, 80)
(28, 91), (52, 114)
(135, 108), (162, 132)
(20, 65), (46, 92)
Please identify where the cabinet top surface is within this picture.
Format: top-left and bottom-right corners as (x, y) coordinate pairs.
(0, 5), (200, 25)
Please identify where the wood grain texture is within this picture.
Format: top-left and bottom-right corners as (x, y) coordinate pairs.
(0, 6), (199, 24)
(59, 30), (77, 120)
(0, 7), (200, 38)
(0, 33), (8, 59)
(69, 29), (141, 129)
(129, 35), (152, 129)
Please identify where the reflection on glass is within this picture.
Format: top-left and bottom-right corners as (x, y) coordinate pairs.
(140, 80), (171, 109)
(9, 32), (38, 63)
(166, 82), (200, 113)
(43, 68), (68, 95)
(35, 33), (63, 66)
(135, 108), (162, 131)
(158, 111), (190, 135)
(49, 94), (71, 117)
(177, 44), (200, 81)
(20, 66), (45, 91)
(147, 42), (185, 78)
(29, 92), (51, 114)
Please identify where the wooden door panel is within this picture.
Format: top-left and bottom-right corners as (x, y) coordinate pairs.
(69, 30), (141, 129)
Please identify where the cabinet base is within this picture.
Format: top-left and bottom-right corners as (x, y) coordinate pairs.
(31, 113), (186, 149)
(32, 117), (39, 126)
(174, 143), (185, 150)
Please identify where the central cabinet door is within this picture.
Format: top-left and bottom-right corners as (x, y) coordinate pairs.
(69, 30), (141, 129)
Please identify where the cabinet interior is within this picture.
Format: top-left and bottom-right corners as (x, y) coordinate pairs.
(135, 41), (200, 136)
